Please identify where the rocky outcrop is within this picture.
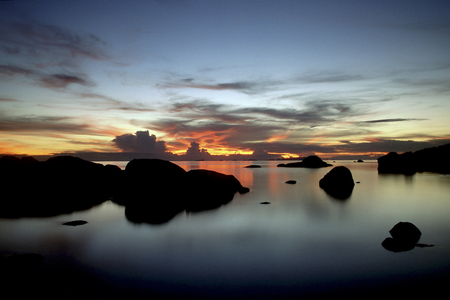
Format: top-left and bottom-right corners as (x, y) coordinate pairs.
(0, 155), (120, 217)
(114, 159), (250, 224)
(277, 156), (332, 168)
(0, 156), (249, 222)
(319, 166), (355, 199)
(378, 143), (450, 174)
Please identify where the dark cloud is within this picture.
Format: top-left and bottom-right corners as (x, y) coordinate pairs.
(296, 71), (365, 84)
(361, 118), (426, 124)
(0, 17), (109, 62)
(0, 64), (94, 89)
(164, 81), (255, 91)
(112, 131), (168, 153)
(0, 97), (19, 102)
(0, 114), (90, 133)
(40, 73), (94, 88)
(184, 141), (211, 159)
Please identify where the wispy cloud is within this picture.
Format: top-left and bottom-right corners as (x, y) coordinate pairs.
(361, 118), (427, 124)
(0, 114), (90, 133)
(0, 64), (94, 89)
(0, 16), (110, 63)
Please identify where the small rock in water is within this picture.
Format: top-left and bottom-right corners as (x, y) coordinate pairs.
(63, 220), (88, 226)
(260, 201), (271, 205)
(285, 180), (297, 184)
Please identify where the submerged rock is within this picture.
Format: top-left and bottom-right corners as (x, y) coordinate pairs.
(319, 166), (355, 199)
(277, 156), (332, 168)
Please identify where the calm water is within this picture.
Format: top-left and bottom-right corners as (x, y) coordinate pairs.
(1, 160), (450, 299)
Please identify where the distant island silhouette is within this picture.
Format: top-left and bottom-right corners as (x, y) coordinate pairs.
(378, 143), (450, 174)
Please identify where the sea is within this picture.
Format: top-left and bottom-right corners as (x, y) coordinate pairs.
(1, 160), (450, 299)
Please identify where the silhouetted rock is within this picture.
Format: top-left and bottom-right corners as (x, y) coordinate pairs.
(378, 143), (450, 174)
(260, 201), (270, 204)
(0, 155), (120, 217)
(285, 180), (297, 184)
(0, 155), (250, 222)
(62, 220), (88, 226)
(377, 151), (416, 174)
(382, 222), (432, 252)
(245, 165), (261, 168)
(357, 159), (364, 162)
(185, 169), (249, 212)
(117, 159), (249, 223)
(319, 166), (355, 199)
(277, 156), (332, 168)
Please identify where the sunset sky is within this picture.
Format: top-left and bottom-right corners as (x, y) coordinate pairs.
(1, 0), (449, 160)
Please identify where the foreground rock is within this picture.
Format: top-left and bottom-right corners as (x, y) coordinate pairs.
(382, 222), (433, 252)
(0, 156), (249, 222)
(319, 166), (355, 199)
(277, 156), (332, 168)
(116, 159), (250, 224)
(378, 143), (450, 174)
(0, 155), (121, 217)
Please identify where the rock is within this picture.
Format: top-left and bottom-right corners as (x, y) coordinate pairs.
(357, 159), (364, 162)
(245, 165), (261, 168)
(118, 159), (250, 223)
(260, 201), (271, 204)
(0, 155), (118, 217)
(382, 222), (430, 252)
(319, 166), (355, 199)
(285, 180), (297, 184)
(277, 156), (332, 168)
(377, 143), (450, 174)
(185, 169), (249, 211)
(377, 151), (415, 174)
(62, 220), (88, 226)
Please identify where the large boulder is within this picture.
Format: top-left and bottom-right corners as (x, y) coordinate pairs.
(185, 169), (249, 211)
(117, 159), (250, 224)
(382, 222), (426, 252)
(319, 166), (355, 199)
(0, 155), (119, 217)
(277, 156), (332, 168)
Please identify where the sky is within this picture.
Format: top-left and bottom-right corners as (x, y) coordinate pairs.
(1, 0), (450, 160)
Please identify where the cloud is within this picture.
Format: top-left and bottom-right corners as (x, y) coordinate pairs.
(0, 114), (90, 133)
(184, 141), (211, 159)
(0, 64), (94, 89)
(112, 131), (168, 153)
(0, 97), (19, 102)
(361, 118), (427, 124)
(0, 16), (109, 63)
(163, 81), (255, 91)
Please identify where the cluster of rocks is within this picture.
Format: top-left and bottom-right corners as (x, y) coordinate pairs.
(377, 143), (450, 174)
(0, 156), (249, 223)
